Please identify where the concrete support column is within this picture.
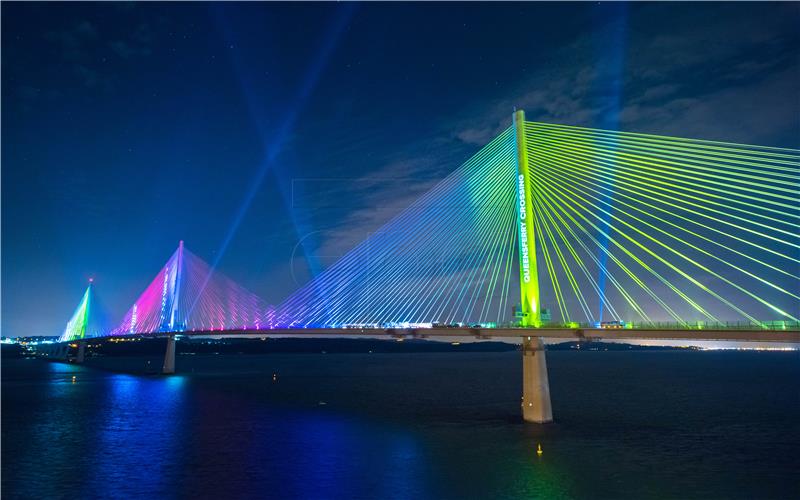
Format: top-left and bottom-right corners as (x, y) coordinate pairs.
(162, 335), (176, 375)
(76, 341), (86, 363)
(522, 337), (553, 423)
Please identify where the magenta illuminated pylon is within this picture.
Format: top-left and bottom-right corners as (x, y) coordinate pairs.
(113, 241), (272, 334)
(167, 240), (184, 331)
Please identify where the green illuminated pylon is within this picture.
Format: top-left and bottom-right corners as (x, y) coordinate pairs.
(82, 281), (92, 338)
(59, 281), (93, 341)
(513, 110), (541, 327)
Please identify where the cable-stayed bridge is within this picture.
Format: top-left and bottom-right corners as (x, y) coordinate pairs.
(37, 111), (800, 422)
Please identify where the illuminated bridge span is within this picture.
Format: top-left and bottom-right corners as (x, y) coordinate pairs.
(43, 111), (800, 423)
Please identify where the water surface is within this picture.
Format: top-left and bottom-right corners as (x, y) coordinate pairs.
(3, 351), (799, 498)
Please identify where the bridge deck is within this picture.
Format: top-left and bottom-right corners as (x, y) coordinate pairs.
(162, 327), (800, 343)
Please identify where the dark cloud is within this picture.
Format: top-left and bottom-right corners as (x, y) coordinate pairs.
(44, 19), (98, 61)
(110, 23), (154, 58)
(109, 40), (150, 58)
(451, 3), (798, 148)
(42, 17), (155, 89)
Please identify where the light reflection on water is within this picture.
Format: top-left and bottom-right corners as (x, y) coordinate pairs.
(87, 374), (188, 498)
(3, 351), (799, 498)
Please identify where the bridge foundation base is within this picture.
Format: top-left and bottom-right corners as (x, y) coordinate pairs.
(162, 335), (176, 375)
(76, 341), (86, 363)
(522, 337), (553, 423)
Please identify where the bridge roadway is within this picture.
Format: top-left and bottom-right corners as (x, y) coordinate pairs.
(168, 327), (800, 343)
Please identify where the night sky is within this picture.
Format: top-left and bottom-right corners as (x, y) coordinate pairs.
(3, 2), (799, 336)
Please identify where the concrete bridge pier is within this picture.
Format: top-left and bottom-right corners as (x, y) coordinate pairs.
(522, 337), (553, 423)
(57, 343), (70, 361)
(162, 335), (176, 375)
(75, 341), (86, 363)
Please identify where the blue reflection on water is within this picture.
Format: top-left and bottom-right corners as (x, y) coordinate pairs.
(246, 410), (424, 499)
(83, 374), (189, 498)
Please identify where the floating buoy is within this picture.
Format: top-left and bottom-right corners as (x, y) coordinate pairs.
(71, 375), (77, 383)
(272, 373), (277, 382)
(536, 444), (543, 456)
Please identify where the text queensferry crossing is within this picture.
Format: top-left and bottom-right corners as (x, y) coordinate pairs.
(517, 173), (530, 284)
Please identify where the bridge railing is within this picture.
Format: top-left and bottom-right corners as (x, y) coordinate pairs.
(51, 319), (800, 340)
(533, 321), (800, 331)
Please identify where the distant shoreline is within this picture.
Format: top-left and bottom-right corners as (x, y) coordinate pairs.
(2, 337), (714, 359)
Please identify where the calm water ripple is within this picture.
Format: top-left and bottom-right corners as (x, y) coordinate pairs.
(3, 351), (799, 499)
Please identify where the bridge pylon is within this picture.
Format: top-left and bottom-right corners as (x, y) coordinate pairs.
(162, 334), (176, 375)
(514, 111), (553, 423)
(521, 336), (553, 423)
(76, 341), (86, 363)
(513, 110), (540, 328)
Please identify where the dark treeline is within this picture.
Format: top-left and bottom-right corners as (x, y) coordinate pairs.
(12, 338), (693, 359)
(93, 337), (519, 357)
